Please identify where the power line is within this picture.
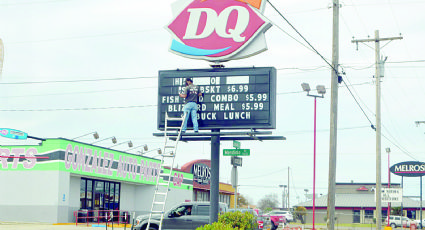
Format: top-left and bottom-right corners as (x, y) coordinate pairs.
(341, 78), (376, 130)
(0, 87), (153, 98)
(0, 75), (157, 85)
(7, 28), (162, 44)
(267, 0), (339, 76)
(0, 104), (156, 112)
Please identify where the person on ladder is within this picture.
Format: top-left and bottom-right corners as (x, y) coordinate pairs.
(179, 77), (202, 133)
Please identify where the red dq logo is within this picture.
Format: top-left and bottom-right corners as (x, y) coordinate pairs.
(167, 0), (271, 62)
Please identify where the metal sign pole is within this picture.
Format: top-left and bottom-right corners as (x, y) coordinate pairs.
(210, 129), (220, 224)
(419, 176), (422, 229)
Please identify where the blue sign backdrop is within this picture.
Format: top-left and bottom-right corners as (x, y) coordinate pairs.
(0, 128), (28, 140)
(390, 161), (425, 177)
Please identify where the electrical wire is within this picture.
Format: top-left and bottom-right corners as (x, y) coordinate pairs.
(266, 0), (339, 75)
(0, 104), (156, 112)
(341, 79), (376, 130)
(0, 75), (157, 85)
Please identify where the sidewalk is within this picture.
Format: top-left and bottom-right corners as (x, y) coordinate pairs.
(0, 222), (132, 230)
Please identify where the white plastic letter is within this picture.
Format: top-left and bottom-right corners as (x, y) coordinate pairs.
(183, 8), (217, 39)
(216, 6), (249, 42)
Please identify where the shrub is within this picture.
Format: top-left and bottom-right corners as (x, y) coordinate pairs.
(196, 222), (235, 230)
(219, 211), (256, 230)
(196, 211), (257, 230)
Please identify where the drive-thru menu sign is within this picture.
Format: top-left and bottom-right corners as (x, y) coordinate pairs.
(157, 67), (276, 130)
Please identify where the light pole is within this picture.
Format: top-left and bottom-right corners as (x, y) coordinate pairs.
(416, 121), (425, 228)
(386, 147), (391, 226)
(301, 83), (326, 230)
(0, 38), (3, 77)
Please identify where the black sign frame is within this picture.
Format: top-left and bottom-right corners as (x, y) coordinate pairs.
(157, 67), (277, 130)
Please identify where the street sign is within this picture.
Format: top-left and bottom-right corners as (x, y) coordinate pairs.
(223, 149), (250, 156)
(231, 156), (243, 167)
(0, 128), (28, 140)
(378, 188), (403, 203)
(233, 140), (241, 149)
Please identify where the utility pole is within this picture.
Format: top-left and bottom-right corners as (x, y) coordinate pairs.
(287, 167), (290, 210)
(327, 0), (339, 229)
(352, 30), (402, 230)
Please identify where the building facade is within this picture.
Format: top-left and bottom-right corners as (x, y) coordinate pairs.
(180, 159), (236, 208)
(0, 138), (193, 223)
(297, 182), (424, 224)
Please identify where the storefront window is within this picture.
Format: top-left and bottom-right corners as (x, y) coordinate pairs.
(353, 210), (360, 223)
(114, 184), (120, 210)
(80, 179), (86, 209)
(80, 178), (120, 210)
(86, 180), (93, 208)
(365, 210), (373, 220)
(109, 183), (115, 209)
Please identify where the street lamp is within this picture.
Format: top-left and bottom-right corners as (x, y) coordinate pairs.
(125, 144), (148, 152)
(386, 147), (391, 226)
(91, 136), (117, 145)
(304, 189), (309, 201)
(139, 148), (162, 156)
(109, 140), (133, 148)
(72, 131), (99, 140)
(302, 83), (326, 230)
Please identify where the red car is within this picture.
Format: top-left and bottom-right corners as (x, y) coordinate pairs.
(254, 209), (284, 230)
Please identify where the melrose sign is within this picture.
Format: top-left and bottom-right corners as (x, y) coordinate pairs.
(167, 0), (271, 62)
(390, 161), (425, 177)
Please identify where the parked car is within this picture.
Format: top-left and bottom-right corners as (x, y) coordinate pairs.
(132, 201), (228, 230)
(414, 219), (425, 228)
(228, 208), (272, 230)
(267, 210), (294, 223)
(385, 215), (416, 228)
(264, 210), (286, 230)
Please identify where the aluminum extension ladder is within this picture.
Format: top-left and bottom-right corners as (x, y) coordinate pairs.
(146, 112), (187, 230)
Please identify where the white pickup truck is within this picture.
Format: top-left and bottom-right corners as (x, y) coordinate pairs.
(132, 201), (228, 230)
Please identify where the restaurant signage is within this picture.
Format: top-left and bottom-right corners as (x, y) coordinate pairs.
(167, 0), (271, 62)
(390, 161), (425, 177)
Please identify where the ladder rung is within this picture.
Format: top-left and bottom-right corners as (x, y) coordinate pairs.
(155, 192), (168, 196)
(153, 201), (166, 205)
(167, 117), (184, 121)
(151, 211), (163, 214)
(164, 145), (176, 148)
(158, 182), (169, 186)
(165, 127), (180, 130)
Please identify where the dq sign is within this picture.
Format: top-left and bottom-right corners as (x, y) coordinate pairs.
(167, 0), (272, 62)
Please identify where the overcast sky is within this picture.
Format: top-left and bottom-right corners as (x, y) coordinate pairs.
(1, 0), (425, 206)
